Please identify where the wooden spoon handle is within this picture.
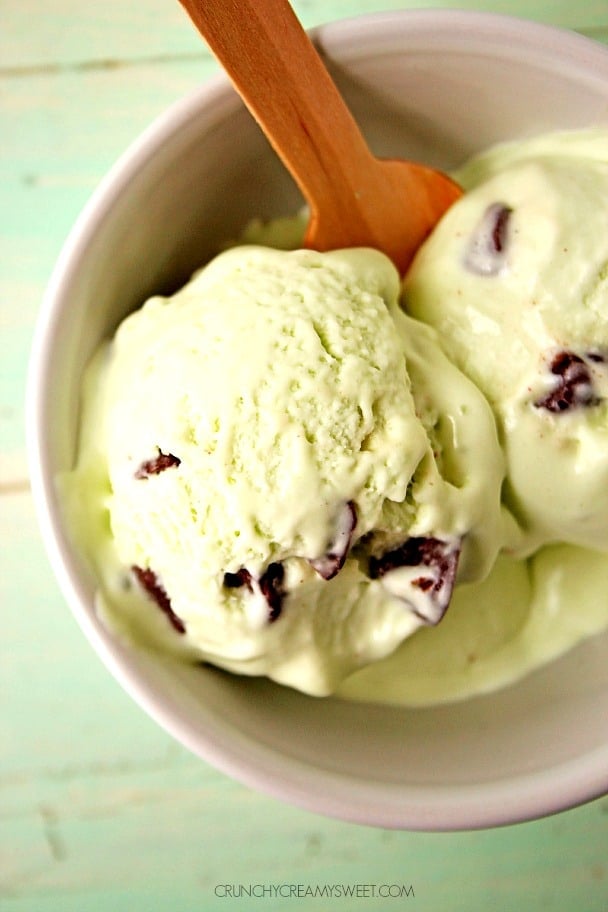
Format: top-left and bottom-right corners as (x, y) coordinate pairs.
(178, 0), (380, 233)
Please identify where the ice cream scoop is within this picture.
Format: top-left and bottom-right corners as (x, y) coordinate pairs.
(177, 0), (461, 274)
(61, 246), (505, 695)
(404, 128), (608, 555)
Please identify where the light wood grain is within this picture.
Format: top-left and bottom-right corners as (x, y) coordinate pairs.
(3, 1), (608, 909)
(178, 0), (460, 272)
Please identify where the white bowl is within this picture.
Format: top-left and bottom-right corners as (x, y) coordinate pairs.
(27, 10), (608, 830)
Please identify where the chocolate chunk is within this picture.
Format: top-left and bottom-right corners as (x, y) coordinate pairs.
(131, 565), (186, 634)
(223, 568), (254, 590)
(490, 204), (511, 253)
(309, 501), (357, 580)
(135, 449), (181, 479)
(369, 536), (460, 625)
(222, 562), (286, 622)
(259, 563), (286, 623)
(534, 350), (600, 413)
(464, 202), (512, 276)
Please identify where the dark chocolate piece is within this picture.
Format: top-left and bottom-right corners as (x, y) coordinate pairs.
(259, 563), (286, 623)
(131, 565), (186, 634)
(309, 501), (357, 580)
(464, 202), (513, 276)
(223, 568), (254, 590)
(222, 562), (286, 623)
(534, 350), (600, 413)
(369, 536), (460, 625)
(490, 203), (511, 253)
(135, 449), (181, 479)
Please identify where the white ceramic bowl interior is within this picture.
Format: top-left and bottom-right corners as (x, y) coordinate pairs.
(28, 11), (608, 830)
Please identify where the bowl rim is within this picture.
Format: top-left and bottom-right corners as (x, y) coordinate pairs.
(26, 8), (608, 830)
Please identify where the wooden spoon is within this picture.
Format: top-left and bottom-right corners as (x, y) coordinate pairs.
(178, 0), (461, 274)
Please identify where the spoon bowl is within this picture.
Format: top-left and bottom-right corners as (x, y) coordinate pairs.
(178, 0), (461, 273)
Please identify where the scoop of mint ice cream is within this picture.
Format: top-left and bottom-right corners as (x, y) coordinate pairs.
(63, 245), (505, 694)
(404, 129), (608, 555)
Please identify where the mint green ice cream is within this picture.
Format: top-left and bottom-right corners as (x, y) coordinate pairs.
(405, 129), (608, 556)
(62, 246), (504, 696)
(62, 128), (608, 705)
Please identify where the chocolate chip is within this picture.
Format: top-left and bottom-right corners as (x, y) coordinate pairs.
(464, 202), (512, 276)
(369, 536), (460, 625)
(222, 562), (286, 622)
(534, 350), (600, 413)
(131, 565), (186, 634)
(309, 501), (357, 580)
(135, 449), (181, 479)
(259, 563), (286, 622)
(223, 568), (254, 590)
(490, 204), (511, 253)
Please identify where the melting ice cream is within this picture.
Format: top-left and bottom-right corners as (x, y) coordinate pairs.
(62, 128), (608, 703)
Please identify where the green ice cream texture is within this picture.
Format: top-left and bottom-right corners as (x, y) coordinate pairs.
(404, 128), (608, 556)
(62, 127), (608, 704)
(66, 246), (505, 695)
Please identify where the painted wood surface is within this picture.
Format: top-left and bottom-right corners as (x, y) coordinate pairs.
(2, 1), (608, 909)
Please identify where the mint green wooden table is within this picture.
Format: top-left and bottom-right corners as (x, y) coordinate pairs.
(3, 2), (608, 909)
